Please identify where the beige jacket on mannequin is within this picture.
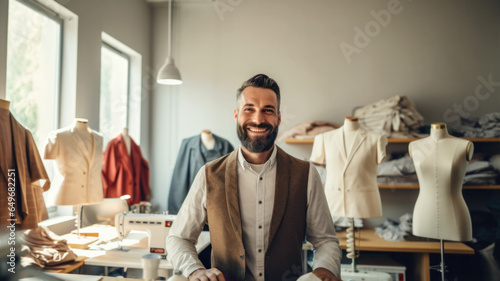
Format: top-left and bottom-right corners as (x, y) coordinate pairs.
(311, 123), (387, 218)
(44, 119), (103, 206)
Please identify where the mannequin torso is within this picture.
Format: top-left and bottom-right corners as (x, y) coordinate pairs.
(74, 118), (93, 155)
(201, 130), (215, 150)
(343, 117), (360, 156)
(121, 127), (131, 155)
(409, 123), (473, 241)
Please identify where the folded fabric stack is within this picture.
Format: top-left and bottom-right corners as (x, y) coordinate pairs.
(353, 95), (425, 138)
(377, 156), (419, 185)
(464, 159), (499, 186)
(277, 120), (340, 142)
(452, 112), (500, 138)
(20, 226), (77, 268)
(377, 155), (499, 186)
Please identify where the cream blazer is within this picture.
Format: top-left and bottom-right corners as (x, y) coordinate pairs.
(310, 127), (387, 218)
(44, 125), (104, 206)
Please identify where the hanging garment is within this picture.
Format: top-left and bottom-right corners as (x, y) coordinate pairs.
(310, 126), (387, 218)
(44, 121), (104, 206)
(168, 133), (234, 214)
(102, 134), (150, 205)
(0, 108), (50, 229)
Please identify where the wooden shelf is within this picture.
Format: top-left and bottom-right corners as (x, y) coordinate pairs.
(284, 138), (314, 144)
(285, 137), (500, 144)
(379, 185), (500, 190)
(335, 228), (474, 254)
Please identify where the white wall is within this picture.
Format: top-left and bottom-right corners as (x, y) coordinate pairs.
(151, 0), (500, 224)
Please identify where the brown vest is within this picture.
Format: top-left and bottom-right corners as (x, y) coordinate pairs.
(205, 146), (309, 281)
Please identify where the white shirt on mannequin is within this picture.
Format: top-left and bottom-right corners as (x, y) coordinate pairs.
(409, 122), (473, 241)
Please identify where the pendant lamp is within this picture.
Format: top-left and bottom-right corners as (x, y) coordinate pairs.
(157, 0), (182, 85)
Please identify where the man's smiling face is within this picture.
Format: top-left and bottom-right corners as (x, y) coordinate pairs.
(234, 86), (281, 153)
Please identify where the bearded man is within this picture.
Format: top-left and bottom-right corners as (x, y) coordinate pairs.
(166, 74), (342, 281)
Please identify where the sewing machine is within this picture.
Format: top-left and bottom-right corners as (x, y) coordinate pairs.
(115, 213), (176, 258)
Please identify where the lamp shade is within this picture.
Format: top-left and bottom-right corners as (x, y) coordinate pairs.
(157, 57), (182, 85)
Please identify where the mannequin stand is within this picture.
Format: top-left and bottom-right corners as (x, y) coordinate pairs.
(346, 217), (359, 272)
(75, 205), (83, 238)
(429, 240), (447, 281)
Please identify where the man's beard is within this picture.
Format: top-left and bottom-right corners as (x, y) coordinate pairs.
(237, 121), (279, 153)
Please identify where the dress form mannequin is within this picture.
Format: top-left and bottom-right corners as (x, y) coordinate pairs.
(74, 118), (92, 238)
(409, 122), (473, 241)
(311, 116), (387, 273)
(410, 123), (473, 280)
(201, 130), (215, 150)
(121, 127), (131, 155)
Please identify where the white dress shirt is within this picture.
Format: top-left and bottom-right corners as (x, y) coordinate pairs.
(167, 146), (341, 280)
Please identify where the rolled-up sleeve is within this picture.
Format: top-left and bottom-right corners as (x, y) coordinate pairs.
(305, 164), (342, 278)
(166, 167), (208, 278)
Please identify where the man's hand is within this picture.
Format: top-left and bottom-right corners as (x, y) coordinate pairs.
(312, 267), (342, 281)
(189, 268), (226, 281)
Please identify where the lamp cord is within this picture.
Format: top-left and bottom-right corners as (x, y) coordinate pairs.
(168, 0), (172, 58)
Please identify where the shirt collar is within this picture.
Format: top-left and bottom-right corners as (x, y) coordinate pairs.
(237, 145), (277, 172)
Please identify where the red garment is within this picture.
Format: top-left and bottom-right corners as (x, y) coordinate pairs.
(102, 134), (150, 205)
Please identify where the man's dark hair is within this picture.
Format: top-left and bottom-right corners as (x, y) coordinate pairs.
(236, 74), (280, 110)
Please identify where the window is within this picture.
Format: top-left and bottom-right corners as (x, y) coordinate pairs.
(6, 0), (62, 150)
(100, 43), (130, 147)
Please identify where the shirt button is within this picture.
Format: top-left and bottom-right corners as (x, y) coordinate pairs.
(81, 185), (84, 188)
(258, 225), (262, 229)
(240, 254), (244, 259)
(259, 177), (263, 181)
(83, 172), (86, 175)
(258, 201), (262, 205)
(338, 188), (341, 191)
(259, 273), (263, 277)
(258, 249), (262, 253)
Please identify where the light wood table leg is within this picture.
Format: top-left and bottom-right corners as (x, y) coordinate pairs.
(410, 253), (430, 281)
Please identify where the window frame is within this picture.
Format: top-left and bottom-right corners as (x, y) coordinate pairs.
(7, 0), (64, 145)
(100, 41), (132, 142)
